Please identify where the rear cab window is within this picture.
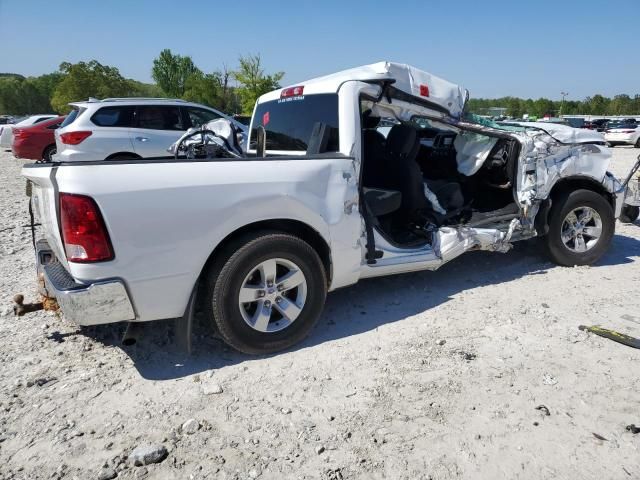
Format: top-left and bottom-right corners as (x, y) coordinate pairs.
(250, 93), (339, 155)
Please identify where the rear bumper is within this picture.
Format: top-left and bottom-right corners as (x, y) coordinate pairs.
(37, 240), (135, 325)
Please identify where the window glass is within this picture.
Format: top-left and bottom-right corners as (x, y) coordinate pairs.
(33, 116), (52, 124)
(186, 107), (221, 128)
(136, 106), (184, 131)
(60, 108), (85, 128)
(250, 94), (339, 153)
(91, 106), (134, 127)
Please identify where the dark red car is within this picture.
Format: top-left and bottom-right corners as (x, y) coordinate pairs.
(12, 116), (65, 161)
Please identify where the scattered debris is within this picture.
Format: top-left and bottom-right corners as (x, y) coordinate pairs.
(129, 444), (168, 466)
(626, 424), (640, 434)
(542, 374), (558, 386)
(457, 351), (476, 361)
(579, 325), (640, 349)
(97, 467), (118, 480)
(202, 382), (223, 395)
(592, 433), (608, 441)
(315, 445), (326, 455)
(535, 405), (551, 416)
(437, 339), (446, 346)
(181, 418), (200, 435)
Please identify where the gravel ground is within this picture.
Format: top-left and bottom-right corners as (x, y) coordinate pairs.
(1, 147), (639, 480)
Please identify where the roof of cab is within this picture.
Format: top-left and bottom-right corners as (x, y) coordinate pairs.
(258, 61), (469, 118)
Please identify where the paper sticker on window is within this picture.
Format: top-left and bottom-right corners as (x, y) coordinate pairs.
(419, 84), (429, 97)
(263, 111), (270, 126)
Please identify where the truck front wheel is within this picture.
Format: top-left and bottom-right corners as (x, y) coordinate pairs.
(544, 189), (614, 266)
(205, 232), (327, 354)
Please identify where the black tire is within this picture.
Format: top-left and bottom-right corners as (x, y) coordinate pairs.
(545, 189), (614, 266)
(42, 144), (56, 162)
(205, 232), (327, 354)
(620, 205), (639, 223)
(635, 138), (640, 148)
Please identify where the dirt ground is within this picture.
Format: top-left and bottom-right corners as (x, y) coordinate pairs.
(1, 147), (639, 480)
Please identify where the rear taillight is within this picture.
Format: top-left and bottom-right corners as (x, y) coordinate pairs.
(59, 193), (113, 262)
(281, 86), (304, 98)
(13, 128), (26, 139)
(60, 131), (92, 145)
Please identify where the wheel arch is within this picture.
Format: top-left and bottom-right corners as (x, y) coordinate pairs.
(200, 219), (333, 288)
(535, 176), (615, 235)
(105, 151), (142, 160)
(42, 143), (56, 159)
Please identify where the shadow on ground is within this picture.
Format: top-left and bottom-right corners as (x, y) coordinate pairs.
(48, 232), (640, 380)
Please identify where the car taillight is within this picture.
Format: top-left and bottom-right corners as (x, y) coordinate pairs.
(60, 131), (92, 145)
(281, 86), (304, 98)
(60, 193), (114, 262)
(13, 128), (26, 139)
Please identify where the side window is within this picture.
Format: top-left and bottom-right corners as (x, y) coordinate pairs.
(47, 122), (62, 130)
(136, 106), (185, 131)
(91, 106), (134, 127)
(186, 107), (221, 128)
(33, 117), (51, 124)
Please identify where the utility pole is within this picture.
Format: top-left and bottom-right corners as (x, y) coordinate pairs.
(560, 91), (569, 117)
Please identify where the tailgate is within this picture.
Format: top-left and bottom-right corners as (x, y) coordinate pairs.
(22, 164), (68, 269)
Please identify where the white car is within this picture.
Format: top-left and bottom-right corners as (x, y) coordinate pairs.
(54, 98), (247, 161)
(604, 122), (640, 147)
(22, 61), (640, 355)
(0, 114), (57, 149)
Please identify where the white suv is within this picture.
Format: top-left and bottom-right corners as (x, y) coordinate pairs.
(54, 98), (246, 161)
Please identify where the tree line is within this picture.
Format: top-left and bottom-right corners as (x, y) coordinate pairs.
(0, 50), (284, 116)
(2, 54), (639, 118)
(467, 94), (640, 118)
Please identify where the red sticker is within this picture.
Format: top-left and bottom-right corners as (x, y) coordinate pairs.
(263, 111), (270, 126)
(419, 84), (429, 97)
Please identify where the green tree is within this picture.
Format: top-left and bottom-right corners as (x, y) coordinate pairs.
(233, 54), (284, 114)
(0, 73), (63, 115)
(151, 49), (201, 98)
(50, 61), (132, 113)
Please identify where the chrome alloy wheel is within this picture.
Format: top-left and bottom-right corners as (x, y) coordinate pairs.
(238, 258), (307, 333)
(560, 206), (602, 253)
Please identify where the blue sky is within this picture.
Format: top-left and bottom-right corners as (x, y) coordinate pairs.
(1, 0), (637, 100)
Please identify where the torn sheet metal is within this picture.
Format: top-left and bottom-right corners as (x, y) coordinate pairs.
(434, 219), (517, 265)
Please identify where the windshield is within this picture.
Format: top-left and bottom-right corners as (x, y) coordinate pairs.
(250, 93), (339, 154)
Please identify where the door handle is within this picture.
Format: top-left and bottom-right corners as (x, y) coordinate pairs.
(135, 136), (149, 142)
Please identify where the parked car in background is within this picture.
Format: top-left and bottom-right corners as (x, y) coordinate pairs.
(12, 116), (65, 161)
(0, 114), (57, 149)
(0, 115), (15, 125)
(55, 98), (247, 161)
(604, 122), (640, 147)
(583, 119), (610, 131)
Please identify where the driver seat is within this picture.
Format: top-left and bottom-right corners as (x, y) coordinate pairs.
(385, 124), (429, 224)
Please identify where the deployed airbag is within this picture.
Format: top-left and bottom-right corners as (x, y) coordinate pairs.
(454, 132), (498, 176)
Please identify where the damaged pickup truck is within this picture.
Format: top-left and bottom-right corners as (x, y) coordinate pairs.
(22, 62), (640, 354)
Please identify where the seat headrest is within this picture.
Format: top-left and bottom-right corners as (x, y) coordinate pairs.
(362, 110), (381, 129)
(386, 124), (419, 159)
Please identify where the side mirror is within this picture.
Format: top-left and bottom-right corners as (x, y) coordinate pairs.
(256, 125), (266, 158)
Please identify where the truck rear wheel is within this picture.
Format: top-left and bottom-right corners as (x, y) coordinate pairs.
(544, 189), (614, 266)
(205, 232), (327, 354)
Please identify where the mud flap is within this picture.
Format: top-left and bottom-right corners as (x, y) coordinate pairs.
(174, 281), (198, 354)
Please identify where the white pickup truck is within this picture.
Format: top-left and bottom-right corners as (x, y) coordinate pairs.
(23, 62), (640, 354)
